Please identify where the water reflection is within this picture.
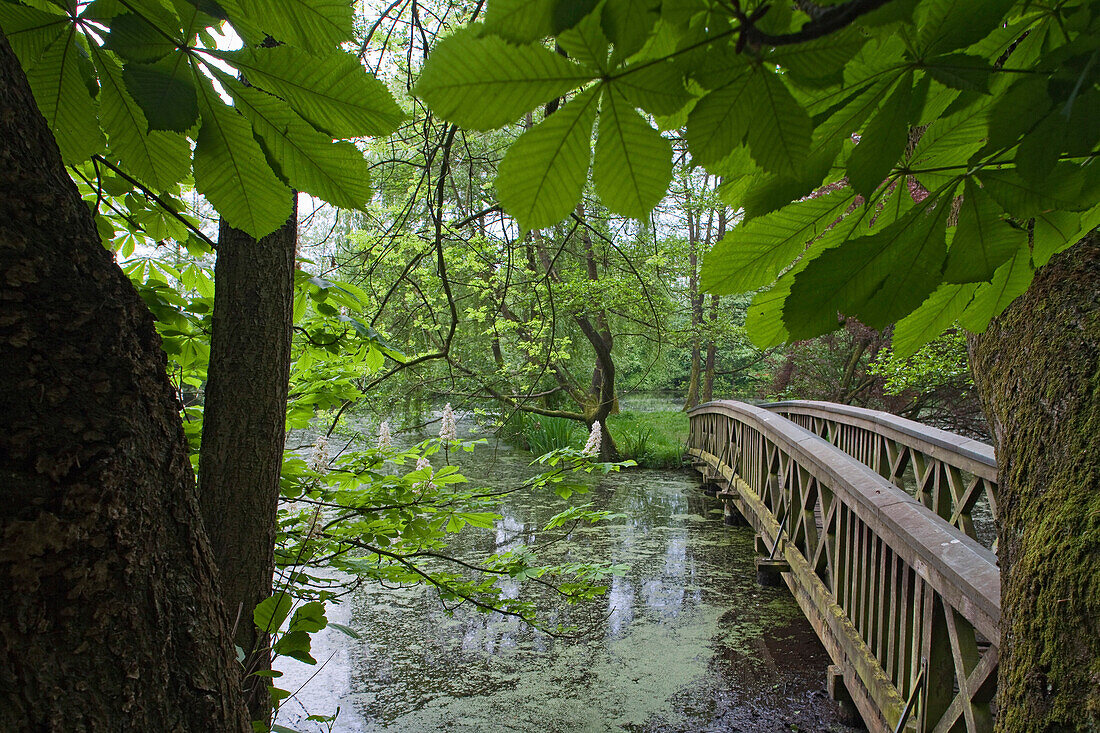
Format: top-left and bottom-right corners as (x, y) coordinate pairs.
(274, 441), (860, 732)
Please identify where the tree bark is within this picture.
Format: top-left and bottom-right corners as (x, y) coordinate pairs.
(0, 35), (249, 732)
(969, 233), (1100, 731)
(683, 204), (702, 411)
(702, 294), (719, 403)
(199, 213), (297, 723)
(702, 207), (726, 403)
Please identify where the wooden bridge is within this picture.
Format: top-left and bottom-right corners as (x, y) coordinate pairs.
(687, 400), (1000, 733)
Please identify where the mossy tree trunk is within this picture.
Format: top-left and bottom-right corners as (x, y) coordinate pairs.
(0, 35), (249, 731)
(198, 213), (297, 724)
(969, 233), (1100, 731)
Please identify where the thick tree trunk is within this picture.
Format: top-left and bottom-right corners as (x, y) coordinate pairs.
(199, 214), (297, 722)
(0, 36), (249, 731)
(969, 234), (1100, 731)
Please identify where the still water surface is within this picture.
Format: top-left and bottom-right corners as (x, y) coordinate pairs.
(275, 435), (859, 733)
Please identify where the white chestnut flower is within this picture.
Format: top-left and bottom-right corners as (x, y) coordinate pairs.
(439, 403), (457, 442)
(377, 420), (392, 450)
(414, 456), (436, 492)
(309, 435), (329, 472)
(583, 421), (602, 457)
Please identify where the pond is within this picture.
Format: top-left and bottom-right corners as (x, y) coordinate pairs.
(274, 432), (860, 733)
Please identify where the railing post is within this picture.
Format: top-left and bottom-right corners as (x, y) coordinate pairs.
(920, 591), (953, 729)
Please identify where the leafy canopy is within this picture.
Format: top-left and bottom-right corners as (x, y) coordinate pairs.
(0, 0), (405, 238)
(414, 0), (1100, 355)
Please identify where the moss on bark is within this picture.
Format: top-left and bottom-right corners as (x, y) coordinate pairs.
(970, 234), (1100, 731)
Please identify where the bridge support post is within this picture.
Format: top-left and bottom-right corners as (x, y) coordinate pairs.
(754, 557), (789, 586)
(827, 665), (865, 727)
(722, 499), (747, 526)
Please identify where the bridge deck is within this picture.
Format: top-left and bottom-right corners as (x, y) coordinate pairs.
(688, 400), (1000, 733)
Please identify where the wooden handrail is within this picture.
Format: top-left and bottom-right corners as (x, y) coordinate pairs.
(761, 400), (999, 547)
(763, 400), (996, 480)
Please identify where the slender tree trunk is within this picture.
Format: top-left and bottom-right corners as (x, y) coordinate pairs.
(701, 207), (726, 403)
(0, 36), (248, 731)
(684, 206), (702, 410)
(969, 233), (1100, 731)
(199, 212), (297, 723)
(702, 294), (719, 402)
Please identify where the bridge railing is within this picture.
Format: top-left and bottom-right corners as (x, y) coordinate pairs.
(688, 401), (1000, 733)
(764, 401), (998, 551)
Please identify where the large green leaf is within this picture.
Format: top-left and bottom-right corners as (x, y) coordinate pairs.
(22, 27), (104, 163)
(702, 190), (855, 294)
(744, 69), (812, 175)
(943, 180), (1024, 283)
(1032, 211), (1083, 268)
(924, 53), (994, 93)
(480, 0), (555, 43)
(103, 12), (177, 62)
(170, 0), (227, 43)
(220, 74), (373, 210)
(916, 0), (1016, 56)
(92, 48), (190, 191)
(785, 196), (952, 337)
(846, 72), (912, 199)
(771, 28), (865, 87)
(685, 70), (753, 166)
(222, 47), (404, 138)
(552, 0), (599, 34)
(958, 238), (1035, 332)
(892, 282), (977, 358)
(744, 233), (838, 349)
(495, 87), (599, 231)
(984, 76), (1050, 153)
(123, 55), (200, 132)
(592, 88), (672, 219)
(1013, 112), (1066, 184)
(601, 0), (659, 60)
(745, 275), (795, 349)
(613, 60), (693, 116)
(192, 83), (293, 238)
(0, 3), (69, 67)
(557, 3), (609, 71)
(809, 76), (894, 154)
(233, 0), (353, 54)
(979, 165), (1091, 218)
(254, 593), (293, 632)
(114, 0), (189, 39)
(907, 97), (991, 189)
(740, 139), (839, 219)
(413, 28), (593, 131)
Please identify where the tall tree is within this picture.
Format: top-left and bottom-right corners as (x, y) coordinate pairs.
(198, 211), (297, 723)
(701, 207), (728, 403)
(969, 235), (1100, 730)
(0, 36), (249, 731)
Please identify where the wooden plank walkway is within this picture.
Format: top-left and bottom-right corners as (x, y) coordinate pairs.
(687, 400), (1000, 733)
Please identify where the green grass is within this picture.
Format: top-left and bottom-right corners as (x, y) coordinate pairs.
(607, 410), (688, 468)
(524, 415), (580, 455)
